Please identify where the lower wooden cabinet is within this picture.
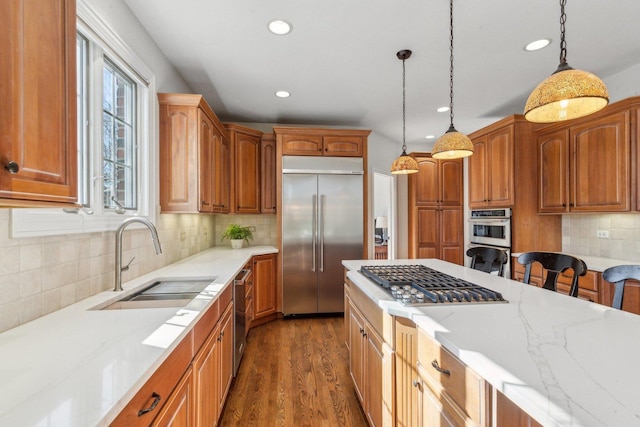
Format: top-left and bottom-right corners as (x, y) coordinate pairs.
(395, 317), (419, 427)
(252, 254), (277, 320)
(495, 389), (542, 427)
(345, 278), (394, 427)
(415, 368), (469, 427)
(152, 367), (195, 427)
(112, 289), (234, 427)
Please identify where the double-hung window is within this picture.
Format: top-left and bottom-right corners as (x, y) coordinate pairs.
(12, 1), (156, 237)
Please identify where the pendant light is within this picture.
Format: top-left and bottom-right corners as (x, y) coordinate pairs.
(432, 0), (473, 160)
(390, 50), (419, 175)
(524, 0), (608, 123)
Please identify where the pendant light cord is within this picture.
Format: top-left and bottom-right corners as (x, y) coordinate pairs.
(402, 56), (407, 152)
(559, 0), (568, 66)
(448, 0), (455, 129)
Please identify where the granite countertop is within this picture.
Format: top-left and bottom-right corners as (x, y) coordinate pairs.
(0, 245), (277, 427)
(343, 258), (640, 427)
(510, 252), (640, 273)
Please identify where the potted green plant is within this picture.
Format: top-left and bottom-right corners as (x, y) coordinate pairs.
(221, 223), (253, 249)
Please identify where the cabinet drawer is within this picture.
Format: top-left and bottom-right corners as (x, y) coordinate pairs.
(417, 328), (485, 424)
(111, 331), (194, 426)
(558, 269), (598, 292)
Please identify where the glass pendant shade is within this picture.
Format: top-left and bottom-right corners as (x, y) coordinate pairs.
(432, 125), (474, 159)
(391, 151), (419, 174)
(524, 66), (609, 123)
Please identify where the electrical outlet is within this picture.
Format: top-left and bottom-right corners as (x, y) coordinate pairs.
(248, 226), (256, 232)
(596, 230), (609, 238)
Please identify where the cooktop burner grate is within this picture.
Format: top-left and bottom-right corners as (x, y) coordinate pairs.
(359, 264), (507, 305)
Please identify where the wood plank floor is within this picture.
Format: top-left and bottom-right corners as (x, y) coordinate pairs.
(219, 316), (368, 427)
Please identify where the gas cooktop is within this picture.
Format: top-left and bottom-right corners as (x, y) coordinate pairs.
(359, 264), (507, 306)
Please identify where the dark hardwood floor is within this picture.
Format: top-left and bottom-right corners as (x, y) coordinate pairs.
(219, 316), (368, 427)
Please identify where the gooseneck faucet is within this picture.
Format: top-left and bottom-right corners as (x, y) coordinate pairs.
(114, 217), (163, 291)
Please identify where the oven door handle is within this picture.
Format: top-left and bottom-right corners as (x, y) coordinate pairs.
(468, 218), (510, 224)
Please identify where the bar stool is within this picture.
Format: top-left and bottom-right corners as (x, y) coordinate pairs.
(517, 251), (587, 297)
(466, 246), (508, 277)
(602, 265), (640, 310)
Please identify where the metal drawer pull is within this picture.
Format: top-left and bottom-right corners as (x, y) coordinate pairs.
(138, 392), (161, 416)
(431, 360), (451, 376)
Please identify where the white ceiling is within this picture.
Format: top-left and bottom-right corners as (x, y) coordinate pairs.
(123, 0), (640, 147)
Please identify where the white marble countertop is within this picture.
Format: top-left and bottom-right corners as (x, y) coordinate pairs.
(343, 258), (640, 427)
(511, 252), (640, 273)
(0, 245), (277, 427)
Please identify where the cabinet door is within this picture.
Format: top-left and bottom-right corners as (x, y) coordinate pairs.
(412, 208), (438, 259)
(218, 303), (234, 413)
(253, 254), (277, 319)
(468, 136), (488, 208)
(234, 132), (261, 213)
(152, 367), (195, 427)
(198, 111), (215, 213)
(495, 389), (543, 427)
(281, 134), (323, 155)
(349, 301), (366, 403)
(395, 318), (419, 427)
(440, 207), (463, 265)
(0, 0), (77, 205)
(364, 324), (384, 427)
(417, 378), (466, 427)
(440, 159), (463, 206)
(537, 129), (570, 213)
(323, 136), (364, 157)
(193, 325), (220, 427)
(570, 111), (630, 212)
(412, 156), (439, 205)
(260, 135), (277, 213)
(212, 134), (231, 213)
(487, 126), (514, 206)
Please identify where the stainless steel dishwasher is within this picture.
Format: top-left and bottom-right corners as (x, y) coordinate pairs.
(233, 267), (252, 375)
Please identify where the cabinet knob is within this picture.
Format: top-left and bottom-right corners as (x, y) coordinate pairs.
(412, 378), (421, 388)
(5, 161), (19, 174)
(202, 200), (209, 206)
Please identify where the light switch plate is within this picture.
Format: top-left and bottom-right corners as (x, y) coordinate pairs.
(596, 230), (610, 238)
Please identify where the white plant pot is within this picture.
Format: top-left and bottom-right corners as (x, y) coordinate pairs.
(230, 239), (244, 249)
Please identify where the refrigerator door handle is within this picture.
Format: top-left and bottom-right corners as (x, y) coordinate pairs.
(312, 194), (317, 272)
(319, 194), (325, 272)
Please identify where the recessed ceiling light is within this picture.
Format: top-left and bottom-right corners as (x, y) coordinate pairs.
(436, 106), (450, 113)
(275, 90), (290, 98)
(268, 20), (292, 35)
(425, 135), (436, 139)
(524, 38), (551, 52)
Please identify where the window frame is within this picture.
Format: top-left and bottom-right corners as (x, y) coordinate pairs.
(11, 0), (158, 238)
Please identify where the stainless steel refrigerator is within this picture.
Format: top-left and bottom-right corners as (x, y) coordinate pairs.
(282, 156), (363, 315)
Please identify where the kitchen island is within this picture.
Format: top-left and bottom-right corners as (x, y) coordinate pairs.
(343, 258), (640, 427)
(0, 245), (277, 427)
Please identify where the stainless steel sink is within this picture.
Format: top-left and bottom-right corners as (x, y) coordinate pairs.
(96, 277), (216, 310)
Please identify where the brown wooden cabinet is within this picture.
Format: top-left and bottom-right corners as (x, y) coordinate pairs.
(113, 287), (234, 427)
(495, 389), (542, 427)
(151, 367), (195, 427)
(159, 93), (230, 213)
(468, 116), (562, 256)
(226, 124), (262, 214)
(468, 126), (514, 208)
(274, 127), (368, 157)
(0, 0), (77, 207)
(395, 317), (419, 427)
(416, 327), (489, 426)
(408, 153), (463, 264)
(537, 110), (631, 213)
(345, 277), (394, 427)
(252, 254), (277, 321)
(260, 134), (277, 213)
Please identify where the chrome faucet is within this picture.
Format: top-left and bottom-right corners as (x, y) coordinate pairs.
(114, 217), (163, 291)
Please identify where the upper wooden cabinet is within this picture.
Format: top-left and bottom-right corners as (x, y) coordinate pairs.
(274, 127), (368, 157)
(159, 93), (231, 213)
(260, 134), (277, 213)
(537, 109), (631, 213)
(468, 126), (514, 208)
(225, 124), (262, 214)
(0, 0), (77, 207)
(408, 153), (463, 264)
(409, 153), (462, 206)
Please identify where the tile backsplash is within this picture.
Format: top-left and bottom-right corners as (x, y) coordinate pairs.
(0, 211), (278, 333)
(562, 214), (640, 261)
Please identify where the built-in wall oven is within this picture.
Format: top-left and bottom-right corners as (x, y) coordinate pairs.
(468, 208), (512, 277)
